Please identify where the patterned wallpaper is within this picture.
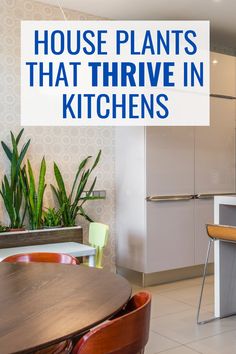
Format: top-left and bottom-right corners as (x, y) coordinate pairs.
(0, 0), (116, 271)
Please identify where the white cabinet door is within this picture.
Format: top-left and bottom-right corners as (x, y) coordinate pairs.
(194, 97), (235, 266)
(146, 127), (195, 196)
(194, 198), (214, 265)
(146, 200), (195, 273)
(195, 97), (236, 195)
(115, 127), (146, 273)
(211, 52), (236, 97)
(146, 127), (195, 273)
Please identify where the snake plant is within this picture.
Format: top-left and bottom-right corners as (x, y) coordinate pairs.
(0, 129), (30, 228)
(42, 207), (63, 228)
(51, 150), (102, 226)
(21, 158), (47, 230)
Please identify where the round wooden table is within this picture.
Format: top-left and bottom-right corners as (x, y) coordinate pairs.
(0, 263), (131, 354)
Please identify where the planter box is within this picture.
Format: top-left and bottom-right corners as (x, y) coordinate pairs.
(0, 226), (83, 249)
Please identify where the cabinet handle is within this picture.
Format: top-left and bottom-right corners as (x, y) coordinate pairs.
(146, 195), (194, 202)
(196, 193), (236, 199)
(210, 94), (236, 100)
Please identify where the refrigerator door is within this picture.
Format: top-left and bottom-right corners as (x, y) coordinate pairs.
(146, 127), (195, 273)
(195, 97), (235, 195)
(146, 199), (195, 273)
(194, 97), (236, 265)
(146, 127), (195, 196)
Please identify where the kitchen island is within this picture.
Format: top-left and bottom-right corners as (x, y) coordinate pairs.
(214, 195), (236, 318)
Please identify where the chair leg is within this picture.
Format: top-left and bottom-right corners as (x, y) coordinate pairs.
(197, 239), (219, 325)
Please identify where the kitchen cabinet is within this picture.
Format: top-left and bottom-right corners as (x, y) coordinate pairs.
(146, 127), (194, 196)
(211, 52), (236, 97)
(115, 127), (146, 273)
(194, 97), (236, 264)
(115, 52), (236, 284)
(146, 200), (195, 273)
(146, 127), (195, 273)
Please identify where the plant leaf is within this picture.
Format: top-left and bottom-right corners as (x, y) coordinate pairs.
(16, 139), (31, 177)
(1, 142), (12, 161)
(36, 157), (47, 226)
(27, 160), (36, 214)
(16, 129), (24, 145)
(54, 163), (68, 202)
(78, 206), (93, 222)
(69, 156), (91, 201)
(90, 150), (101, 172)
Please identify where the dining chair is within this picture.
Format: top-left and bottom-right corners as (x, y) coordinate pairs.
(2, 252), (79, 265)
(197, 223), (236, 325)
(88, 222), (109, 268)
(72, 291), (151, 354)
(2, 251), (78, 354)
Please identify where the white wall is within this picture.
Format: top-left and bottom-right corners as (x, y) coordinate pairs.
(0, 0), (116, 271)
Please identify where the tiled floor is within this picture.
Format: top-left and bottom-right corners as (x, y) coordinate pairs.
(133, 276), (236, 354)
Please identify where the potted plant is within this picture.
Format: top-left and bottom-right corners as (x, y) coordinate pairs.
(42, 207), (63, 229)
(0, 225), (10, 233)
(0, 140), (102, 249)
(21, 157), (47, 230)
(0, 129), (30, 230)
(51, 150), (102, 226)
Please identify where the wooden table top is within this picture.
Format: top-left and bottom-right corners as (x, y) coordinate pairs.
(0, 263), (131, 354)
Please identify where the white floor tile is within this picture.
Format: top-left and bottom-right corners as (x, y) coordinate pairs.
(156, 346), (201, 354)
(151, 308), (236, 344)
(147, 276), (213, 294)
(151, 293), (193, 319)
(162, 283), (214, 307)
(187, 329), (236, 354)
(145, 331), (180, 354)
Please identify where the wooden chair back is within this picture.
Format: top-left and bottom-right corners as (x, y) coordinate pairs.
(2, 252), (79, 265)
(72, 291), (151, 354)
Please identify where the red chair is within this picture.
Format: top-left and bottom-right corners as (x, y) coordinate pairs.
(2, 252), (78, 353)
(2, 252), (79, 265)
(72, 291), (151, 354)
(34, 340), (73, 354)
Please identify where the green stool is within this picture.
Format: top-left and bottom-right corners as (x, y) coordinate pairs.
(87, 222), (109, 268)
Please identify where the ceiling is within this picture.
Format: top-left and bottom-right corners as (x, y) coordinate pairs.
(37, 0), (236, 52)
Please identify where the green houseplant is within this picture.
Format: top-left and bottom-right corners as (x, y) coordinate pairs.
(0, 129), (30, 229)
(21, 158), (47, 230)
(51, 150), (102, 226)
(0, 225), (10, 233)
(42, 207), (63, 228)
